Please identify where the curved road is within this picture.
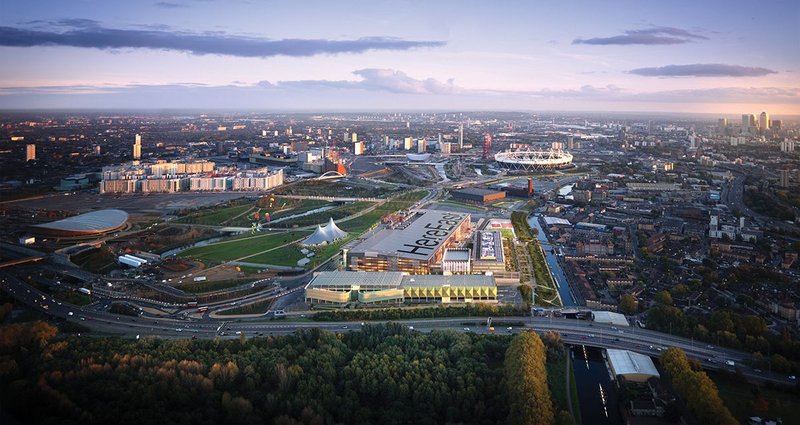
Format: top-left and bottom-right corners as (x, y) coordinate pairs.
(2, 269), (795, 387)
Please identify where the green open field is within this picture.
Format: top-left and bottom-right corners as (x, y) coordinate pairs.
(271, 201), (375, 228)
(713, 373), (800, 424)
(274, 179), (396, 198)
(267, 198), (333, 221)
(243, 246), (308, 267)
(434, 201), (487, 212)
(217, 298), (274, 316)
(174, 203), (253, 226)
(178, 230), (310, 263)
(177, 278), (254, 294)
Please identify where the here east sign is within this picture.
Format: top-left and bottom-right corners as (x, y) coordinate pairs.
(397, 213), (465, 257)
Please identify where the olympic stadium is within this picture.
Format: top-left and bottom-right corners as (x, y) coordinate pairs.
(30, 209), (129, 238)
(494, 149), (573, 171)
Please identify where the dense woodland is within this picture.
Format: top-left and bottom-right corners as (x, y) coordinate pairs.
(0, 321), (563, 425)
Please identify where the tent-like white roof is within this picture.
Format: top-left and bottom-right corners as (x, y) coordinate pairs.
(302, 218), (347, 246)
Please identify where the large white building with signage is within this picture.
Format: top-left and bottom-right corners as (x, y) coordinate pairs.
(346, 210), (470, 274)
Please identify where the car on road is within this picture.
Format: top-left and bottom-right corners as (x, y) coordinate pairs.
(789, 375), (796, 380)
(175, 328), (182, 332)
(235, 331), (242, 335)
(463, 327), (470, 331)
(67, 312), (73, 316)
(408, 326), (414, 330)
(342, 325), (348, 329)
(507, 327), (513, 330)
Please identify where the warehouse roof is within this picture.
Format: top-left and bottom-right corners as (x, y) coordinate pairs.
(591, 311), (630, 327)
(307, 271), (405, 289)
(606, 349), (660, 381)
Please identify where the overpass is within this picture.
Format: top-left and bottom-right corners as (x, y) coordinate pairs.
(0, 269), (795, 387)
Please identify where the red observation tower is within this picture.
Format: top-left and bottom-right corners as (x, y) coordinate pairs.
(482, 132), (492, 160)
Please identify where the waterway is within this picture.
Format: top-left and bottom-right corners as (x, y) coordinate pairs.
(269, 205), (336, 224)
(527, 214), (577, 306)
(570, 345), (622, 425)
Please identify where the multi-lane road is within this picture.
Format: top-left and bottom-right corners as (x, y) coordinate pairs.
(2, 268), (796, 387)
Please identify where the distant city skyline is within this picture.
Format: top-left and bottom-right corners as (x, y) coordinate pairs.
(0, 0), (798, 114)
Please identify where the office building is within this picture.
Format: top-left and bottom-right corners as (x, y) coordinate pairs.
(459, 123), (464, 149)
(780, 139), (795, 153)
(347, 210), (470, 274)
(780, 169), (790, 187)
(417, 139), (426, 153)
(442, 249), (471, 274)
(472, 230), (506, 274)
(759, 111), (769, 130)
(441, 142), (451, 154)
(742, 114), (756, 129)
(404, 136), (414, 150)
(25, 144), (35, 161)
(133, 134), (142, 160)
(351, 132), (357, 143)
(567, 135), (575, 150)
(718, 118), (727, 128)
(353, 141), (365, 155)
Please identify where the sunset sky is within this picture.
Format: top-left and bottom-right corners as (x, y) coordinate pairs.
(1, 0), (798, 114)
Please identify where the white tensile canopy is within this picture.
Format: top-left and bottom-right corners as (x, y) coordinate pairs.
(302, 218), (348, 246)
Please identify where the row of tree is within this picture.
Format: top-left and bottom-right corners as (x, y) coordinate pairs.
(505, 331), (555, 425)
(660, 347), (738, 425)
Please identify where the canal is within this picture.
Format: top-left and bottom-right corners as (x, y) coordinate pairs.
(571, 345), (623, 425)
(527, 214), (577, 306)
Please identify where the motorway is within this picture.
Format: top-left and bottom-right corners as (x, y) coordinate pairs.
(2, 268), (796, 387)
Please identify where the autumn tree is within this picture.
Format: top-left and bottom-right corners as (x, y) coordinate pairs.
(619, 294), (638, 315)
(660, 348), (737, 425)
(505, 331), (554, 425)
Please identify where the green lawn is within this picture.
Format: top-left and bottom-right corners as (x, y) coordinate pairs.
(267, 199), (333, 221)
(271, 201), (375, 228)
(179, 230), (310, 262)
(178, 279), (254, 294)
(174, 203), (253, 226)
(713, 373), (800, 424)
(435, 201), (487, 212)
(53, 291), (93, 306)
(217, 298), (274, 315)
(244, 247), (309, 267)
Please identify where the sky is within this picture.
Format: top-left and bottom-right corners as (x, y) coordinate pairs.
(0, 0), (798, 114)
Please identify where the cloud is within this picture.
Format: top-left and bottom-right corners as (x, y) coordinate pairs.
(629, 64), (777, 77)
(1, 72), (797, 110)
(154, 2), (188, 8)
(276, 68), (461, 95)
(0, 23), (445, 58)
(573, 26), (708, 45)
